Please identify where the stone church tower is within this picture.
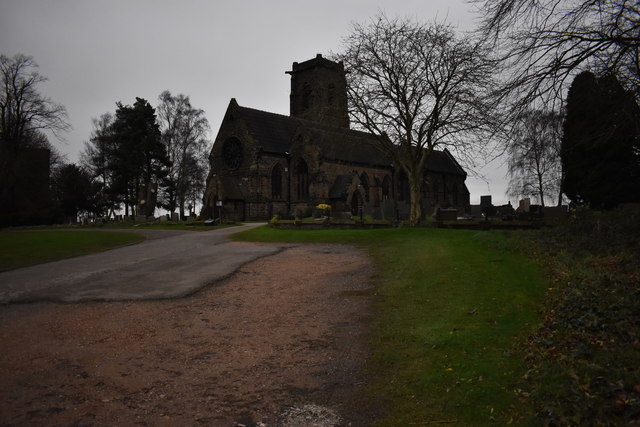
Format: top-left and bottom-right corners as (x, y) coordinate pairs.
(286, 54), (349, 128)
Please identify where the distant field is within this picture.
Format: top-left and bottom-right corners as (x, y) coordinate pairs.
(0, 230), (144, 272)
(232, 226), (549, 424)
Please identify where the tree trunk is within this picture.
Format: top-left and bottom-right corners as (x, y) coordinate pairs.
(179, 200), (185, 221)
(407, 173), (423, 226)
(557, 169), (564, 207)
(538, 176), (546, 207)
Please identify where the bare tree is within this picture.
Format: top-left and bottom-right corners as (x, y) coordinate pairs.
(0, 54), (69, 149)
(507, 109), (563, 206)
(474, 0), (640, 109)
(156, 91), (211, 218)
(1, 54), (69, 223)
(80, 113), (120, 217)
(337, 15), (499, 225)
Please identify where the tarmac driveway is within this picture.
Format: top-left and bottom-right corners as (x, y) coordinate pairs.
(0, 223), (286, 304)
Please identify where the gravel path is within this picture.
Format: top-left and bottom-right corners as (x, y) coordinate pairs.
(0, 244), (376, 426)
(0, 224), (283, 304)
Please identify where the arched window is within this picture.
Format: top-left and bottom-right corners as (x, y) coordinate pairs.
(327, 84), (336, 106)
(433, 180), (439, 203)
(382, 176), (391, 201)
(302, 83), (313, 110)
(222, 137), (243, 170)
(295, 158), (309, 200)
(271, 165), (283, 200)
(452, 183), (458, 205)
(360, 172), (370, 202)
(351, 191), (362, 216)
(398, 170), (409, 201)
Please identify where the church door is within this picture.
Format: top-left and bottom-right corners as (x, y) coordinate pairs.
(351, 191), (363, 216)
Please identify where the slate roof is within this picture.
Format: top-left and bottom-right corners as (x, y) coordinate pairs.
(233, 101), (466, 177)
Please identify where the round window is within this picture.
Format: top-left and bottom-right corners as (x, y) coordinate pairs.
(222, 138), (243, 169)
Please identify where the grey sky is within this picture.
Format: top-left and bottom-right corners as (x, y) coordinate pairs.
(1, 0), (510, 205)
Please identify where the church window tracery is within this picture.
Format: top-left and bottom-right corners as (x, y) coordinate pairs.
(360, 172), (370, 202)
(302, 83), (313, 110)
(382, 176), (391, 201)
(295, 158), (309, 200)
(327, 84), (335, 106)
(271, 165), (283, 199)
(398, 170), (409, 201)
(222, 137), (243, 170)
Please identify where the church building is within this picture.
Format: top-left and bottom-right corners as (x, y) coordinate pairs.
(201, 54), (470, 221)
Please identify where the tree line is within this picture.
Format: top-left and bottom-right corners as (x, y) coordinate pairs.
(337, 1), (639, 223)
(2, 0), (638, 226)
(80, 92), (210, 220)
(0, 52), (211, 225)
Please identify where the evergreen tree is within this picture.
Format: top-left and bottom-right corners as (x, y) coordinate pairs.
(80, 113), (120, 217)
(109, 98), (169, 216)
(561, 72), (640, 209)
(51, 164), (95, 223)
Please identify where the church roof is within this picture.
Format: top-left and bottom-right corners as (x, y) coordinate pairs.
(231, 100), (466, 176)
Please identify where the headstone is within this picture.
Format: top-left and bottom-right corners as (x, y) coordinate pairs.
(469, 205), (483, 217)
(137, 182), (158, 217)
(171, 212), (179, 222)
(159, 215), (168, 223)
(381, 200), (395, 220)
(436, 208), (458, 221)
(518, 198), (531, 213)
(134, 215), (147, 224)
(338, 212), (352, 221)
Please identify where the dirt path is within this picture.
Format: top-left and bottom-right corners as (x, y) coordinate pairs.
(0, 244), (376, 427)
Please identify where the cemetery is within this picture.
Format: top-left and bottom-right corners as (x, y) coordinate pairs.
(1, 0), (639, 424)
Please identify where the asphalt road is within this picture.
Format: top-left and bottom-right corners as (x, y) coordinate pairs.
(0, 223), (286, 304)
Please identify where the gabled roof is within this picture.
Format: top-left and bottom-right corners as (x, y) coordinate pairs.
(228, 99), (466, 176)
(234, 103), (298, 153)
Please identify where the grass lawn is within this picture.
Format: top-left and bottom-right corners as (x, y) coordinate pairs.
(232, 226), (549, 425)
(0, 230), (145, 272)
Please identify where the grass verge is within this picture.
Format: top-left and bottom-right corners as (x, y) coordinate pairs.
(0, 230), (144, 272)
(232, 226), (549, 424)
(511, 206), (640, 424)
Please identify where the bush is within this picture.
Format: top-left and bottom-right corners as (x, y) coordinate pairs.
(512, 205), (640, 424)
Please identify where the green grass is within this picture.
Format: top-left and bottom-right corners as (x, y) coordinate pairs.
(0, 230), (145, 271)
(232, 226), (549, 424)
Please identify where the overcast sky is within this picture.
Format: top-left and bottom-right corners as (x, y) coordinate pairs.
(1, 0), (511, 205)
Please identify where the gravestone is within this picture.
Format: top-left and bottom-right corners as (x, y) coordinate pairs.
(517, 198), (531, 213)
(436, 208), (458, 221)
